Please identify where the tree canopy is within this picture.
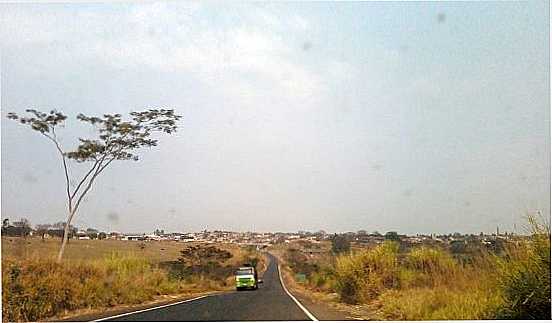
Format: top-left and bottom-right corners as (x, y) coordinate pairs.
(331, 234), (351, 254)
(7, 108), (181, 261)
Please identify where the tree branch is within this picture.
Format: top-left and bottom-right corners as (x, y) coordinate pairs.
(70, 130), (117, 200)
(97, 155), (117, 175)
(71, 165), (102, 215)
(70, 159), (101, 200)
(93, 126), (136, 175)
(43, 128), (72, 212)
(71, 150), (111, 215)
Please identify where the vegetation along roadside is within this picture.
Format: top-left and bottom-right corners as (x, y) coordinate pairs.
(278, 213), (551, 320)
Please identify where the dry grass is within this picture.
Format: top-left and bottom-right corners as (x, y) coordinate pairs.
(334, 241), (401, 303)
(2, 254), (195, 321)
(2, 237), (205, 263)
(280, 215), (550, 320)
(377, 284), (503, 320)
(494, 218), (551, 319)
(376, 256), (504, 320)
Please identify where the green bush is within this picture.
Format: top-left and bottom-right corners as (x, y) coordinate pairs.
(307, 266), (336, 292)
(331, 234), (351, 253)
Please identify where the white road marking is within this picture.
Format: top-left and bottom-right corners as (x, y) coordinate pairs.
(94, 293), (219, 321)
(277, 263), (319, 321)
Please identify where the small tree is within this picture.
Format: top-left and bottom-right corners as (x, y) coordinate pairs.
(1, 218), (33, 237)
(35, 224), (52, 240)
(178, 245), (233, 272)
(384, 231), (401, 241)
(331, 234), (351, 254)
(7, 108), (181, 262)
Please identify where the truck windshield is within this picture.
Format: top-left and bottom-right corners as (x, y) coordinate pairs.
(235, 269), (253, 275)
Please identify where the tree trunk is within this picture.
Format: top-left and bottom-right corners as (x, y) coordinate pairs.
(57, 210), (75, 263)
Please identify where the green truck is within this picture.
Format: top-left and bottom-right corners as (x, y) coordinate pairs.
(235, 266), (261, 290)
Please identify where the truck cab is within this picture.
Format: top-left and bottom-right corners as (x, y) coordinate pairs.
(235, 266), (258, 290)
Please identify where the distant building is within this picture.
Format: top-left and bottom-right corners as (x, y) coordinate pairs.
(75, 230), (88, 239)
(122, 234), (145, 241)
(179, 234), (196, 242)
(108, 231), (122, 239)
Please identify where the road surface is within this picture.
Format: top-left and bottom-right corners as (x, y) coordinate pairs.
(103, 254), (314, 321)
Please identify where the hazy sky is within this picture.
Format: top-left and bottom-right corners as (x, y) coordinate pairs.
(1, 1), (549, 235)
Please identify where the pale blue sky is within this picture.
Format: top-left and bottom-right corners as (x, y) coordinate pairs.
(1, 1), (549, 234)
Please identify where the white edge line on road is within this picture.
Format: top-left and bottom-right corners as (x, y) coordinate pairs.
(277, 263), (319, 321)
(94, 293), (217, 322)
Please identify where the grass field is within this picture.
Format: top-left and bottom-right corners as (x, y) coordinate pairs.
(2, 237), (206, 263)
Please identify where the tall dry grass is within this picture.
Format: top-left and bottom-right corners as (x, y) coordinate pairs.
(494, 213), (550, 319)
(287, 213), (550, 320)
(334, 241), (400, 303)
(2, 253), (224, 322)
(379, 216), (550, 321)
(377, 253), (503, 320)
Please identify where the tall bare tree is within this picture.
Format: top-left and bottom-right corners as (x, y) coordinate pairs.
(7, 108), (181, 262)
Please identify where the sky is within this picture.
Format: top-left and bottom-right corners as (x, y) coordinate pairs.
(0, 1), (549, 235)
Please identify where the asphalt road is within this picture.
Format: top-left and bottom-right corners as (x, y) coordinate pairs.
(104, 254), (313, 321)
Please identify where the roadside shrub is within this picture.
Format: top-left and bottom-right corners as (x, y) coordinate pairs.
(3, 259), (93, 321)
(331, 234), (351, 254)
(307, 266), (336, 292)
(377, 214), (550, 320)
(406, 247), (456, 275)
(333, 252), (364, 303)
(334, 241), (400, 303)
(310, 271), (326, 288)
(2, 254), (189, 322)
(496, 215), (551, 319)
(378, 283), (503, 320)
(397, 268), (432, 289)
(165, 245), (263, 286)
(174, 245), (238, 284)
(379, 251), (503, 319)
(285, 248), (319, 278)
(178, 245), (233, 278)
(401, 246), (457, 288)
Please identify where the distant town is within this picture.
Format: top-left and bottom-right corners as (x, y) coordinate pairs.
(2, 217), (519, 252)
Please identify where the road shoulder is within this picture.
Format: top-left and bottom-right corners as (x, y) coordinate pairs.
(272, 252), (365, 321)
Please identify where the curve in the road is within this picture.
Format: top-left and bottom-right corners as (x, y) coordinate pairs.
(98, 253), (317, 321)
